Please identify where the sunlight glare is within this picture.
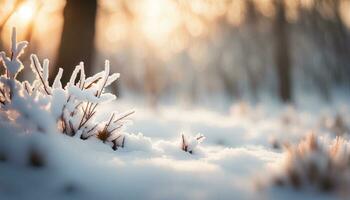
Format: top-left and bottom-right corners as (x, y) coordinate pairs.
(16, 2), (35, 23)
(139, 0), (180, 44)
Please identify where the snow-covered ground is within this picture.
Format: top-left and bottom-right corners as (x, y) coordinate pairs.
(1, 29), (350, 200)
(1, 99), (349, 200)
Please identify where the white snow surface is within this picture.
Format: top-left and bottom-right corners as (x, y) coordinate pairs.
(1, 99), (349, 200)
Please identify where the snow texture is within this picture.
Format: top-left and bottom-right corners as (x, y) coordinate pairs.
(1, 28), (350, 200)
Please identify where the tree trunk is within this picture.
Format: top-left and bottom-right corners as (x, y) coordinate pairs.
(274, 0), (292, 102)
(53, 0), (97, 84)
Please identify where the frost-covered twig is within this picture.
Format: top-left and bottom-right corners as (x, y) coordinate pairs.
(0, 27), (28, 80)
(181, 133), (205, 154)
(30, 55), (51, 95)
(0, 28), (133, 151)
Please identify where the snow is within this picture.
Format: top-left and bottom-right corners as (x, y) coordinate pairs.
(1, 100), (349, 200)
(1, 28), (350, 200)
(0, 126), (279, 200)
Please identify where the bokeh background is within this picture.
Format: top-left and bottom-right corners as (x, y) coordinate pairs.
(1, 0), (350, 109)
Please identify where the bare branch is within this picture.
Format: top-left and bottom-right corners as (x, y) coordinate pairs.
(113, 110), (135, 123)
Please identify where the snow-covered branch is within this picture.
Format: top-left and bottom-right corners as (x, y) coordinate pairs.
(0, 28), (133, 151)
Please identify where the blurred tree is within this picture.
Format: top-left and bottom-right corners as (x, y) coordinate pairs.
(53, 0), (97, 84)
(0, 0), (24, 40)
(243, 0), (265, 101)
(273, 0), (292, 102)
(295, 0), (350, 100)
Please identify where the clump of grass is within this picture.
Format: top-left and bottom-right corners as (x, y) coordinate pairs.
(321, 113), (349, 136)
(181, 134), (205, 154)
(0, 28), (133, 152)
(272, 134), (350, 194)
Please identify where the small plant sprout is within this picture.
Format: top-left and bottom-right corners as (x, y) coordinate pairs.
(181, 133), (205, 154)
(0, 27), (134, 151)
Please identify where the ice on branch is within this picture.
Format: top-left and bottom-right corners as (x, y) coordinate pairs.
(0, 27), (28, 79)
(0, 28), (133, 151)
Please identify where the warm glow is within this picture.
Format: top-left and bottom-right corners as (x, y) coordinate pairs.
(138, 0), (181, 45)
(16, 2), (35, 23)
(0, 0), (64, 60)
